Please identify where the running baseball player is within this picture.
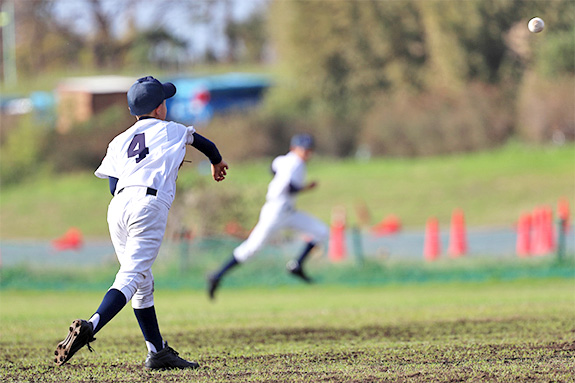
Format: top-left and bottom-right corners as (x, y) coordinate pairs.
(54, 76), (228, 369)
(207, 133), (328, 300)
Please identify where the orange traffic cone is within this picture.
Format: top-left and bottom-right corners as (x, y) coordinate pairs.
(52, 227), (83, 251)
(542, 207), (555, 254)
(448, 209), (467, 257)
(531, 207), (544, 255)
(423, 217), (441, 261)
(328, 206), (347, 262)
(533, 206), (555, 256)
(372, 214), (402, 236)
(516, 212), (532, 257)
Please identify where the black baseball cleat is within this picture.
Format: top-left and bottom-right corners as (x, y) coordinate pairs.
(286, 260), (313, 283)
(54, 319), (96, 366)
(207, 274), (220, 300)
(144, 344), (200, 370)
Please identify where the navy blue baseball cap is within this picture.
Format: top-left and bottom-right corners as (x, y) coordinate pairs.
(290, 133), (315, 150)
(127, 76), (176, 116)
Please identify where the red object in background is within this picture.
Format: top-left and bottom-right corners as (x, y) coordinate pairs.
(544, 207), (556, 253)
(531, 207), (544, 255)
(52, 227), (83, 251)
(328, 207), (347, 262)
(372, 215), (402, 236)
(193, 89), (211, 105)
(224, 221), (249, 239)
(448, 209), (467, 257)
(423, 217), (441, 261)
(516, 212), (532, 257)
(328, 221), (346, 262)
(532, 206), (555, 256)
(173, 227), (193, 241)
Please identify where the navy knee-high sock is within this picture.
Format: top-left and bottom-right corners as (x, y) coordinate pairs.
(90, 288), (127, 334)
(213, 255), (239, 280)
(134, 306), (164, 353)
(296, 242), (316, 265)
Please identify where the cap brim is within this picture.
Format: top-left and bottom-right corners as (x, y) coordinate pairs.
(162, 82), (176, 99)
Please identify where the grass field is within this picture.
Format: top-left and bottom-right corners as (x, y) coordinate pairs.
(1, 141), (573, 381)
(1, 142), (573, 239)
(1, 279), (574, 382)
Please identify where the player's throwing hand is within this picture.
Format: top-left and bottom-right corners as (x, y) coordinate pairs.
(212, 161), (229, 182)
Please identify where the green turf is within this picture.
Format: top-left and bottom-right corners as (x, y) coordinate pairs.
(1, 142), (573, 239)
(1, 279), (574, 382)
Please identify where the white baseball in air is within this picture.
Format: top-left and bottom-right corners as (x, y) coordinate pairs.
(528, 17), (545, 33)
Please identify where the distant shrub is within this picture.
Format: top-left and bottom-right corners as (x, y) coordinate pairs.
(44, 105), (134, 172)
(516, 74), (575, 143)
(200, 110), (312, 161)
(0, 115), (51, 185)
(536, 27), (575, 78)
(170, 176), (262, 238)
(360, 83), (514, 157)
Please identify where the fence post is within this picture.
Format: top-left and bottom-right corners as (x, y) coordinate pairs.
(351, 226), (364, 266)
(556, 218), (566, 262)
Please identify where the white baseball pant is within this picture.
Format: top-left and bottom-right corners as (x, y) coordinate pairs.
(106, 187), (170, 309)
(233, 201), (329, 263)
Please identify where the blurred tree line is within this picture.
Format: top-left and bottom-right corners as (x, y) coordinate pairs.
(4, 0), (267, 73)
(253, 0), (574, 157)
(1, 0), (574, 186)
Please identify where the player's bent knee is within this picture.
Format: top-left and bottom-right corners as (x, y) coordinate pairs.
(132, 294), (155, 309)
(132, 278), (155, 309)
(232, 250), (251, 263)
(111, 270), (147, 303)
(233, 242), (262, 263)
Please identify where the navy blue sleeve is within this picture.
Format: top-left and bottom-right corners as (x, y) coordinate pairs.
(191, 133), (222, 164)
(288, 183), (302, 194)
(109, 176), (119, 196)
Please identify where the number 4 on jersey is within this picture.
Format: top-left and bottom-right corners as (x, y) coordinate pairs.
(127, 133), (149, 163)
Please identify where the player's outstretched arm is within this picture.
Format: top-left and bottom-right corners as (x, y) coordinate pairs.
(306, 181), (318, 191)
(190, 133), (227, 182)
(288, 180), (317, 194)
(212, 161), (229, 182)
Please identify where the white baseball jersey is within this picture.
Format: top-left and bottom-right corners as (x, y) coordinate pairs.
(95, 118), (195, 309)
(95, 119), (196, 208)
(266, 151), (307, 207)
(233, 151), (328, 263)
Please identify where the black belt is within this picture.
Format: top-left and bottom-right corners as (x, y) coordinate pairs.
(117, 187), (157, 196)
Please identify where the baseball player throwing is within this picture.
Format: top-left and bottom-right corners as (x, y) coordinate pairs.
(208, 133), (328, 300)
(54, 76), (228, 369)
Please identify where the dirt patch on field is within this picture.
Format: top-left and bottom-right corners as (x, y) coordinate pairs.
(175, 316), (575, 347)
(546, 340), (575, 352)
